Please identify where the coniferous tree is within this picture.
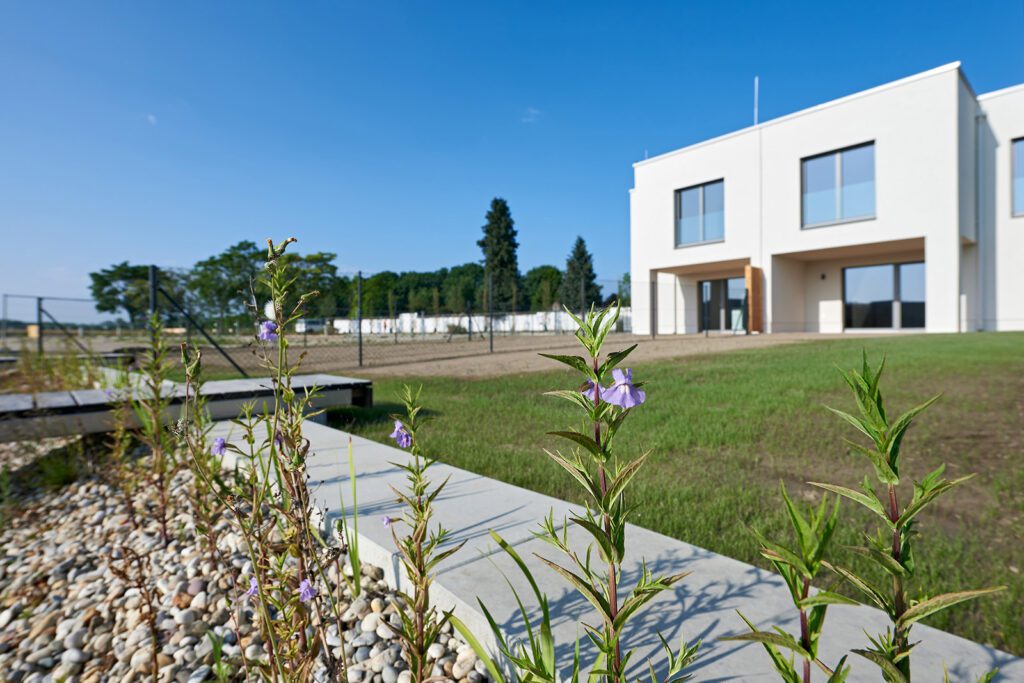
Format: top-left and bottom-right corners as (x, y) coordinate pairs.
(477, 198), (521, 311)
(559, 236), (602, 312)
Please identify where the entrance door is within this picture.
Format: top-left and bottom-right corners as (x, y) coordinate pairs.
(699, 277), (747, 333)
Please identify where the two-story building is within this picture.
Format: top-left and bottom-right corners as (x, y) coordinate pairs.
(629, 63), (1024, 335)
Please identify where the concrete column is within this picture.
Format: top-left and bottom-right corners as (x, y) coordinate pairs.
(925, 234), (961, 333)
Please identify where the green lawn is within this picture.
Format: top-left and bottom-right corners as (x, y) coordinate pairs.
(329, 333), (1024, 655)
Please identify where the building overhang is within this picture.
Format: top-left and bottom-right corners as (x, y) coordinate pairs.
(656, 257), (750, 280)
(772, 237), (924, 262)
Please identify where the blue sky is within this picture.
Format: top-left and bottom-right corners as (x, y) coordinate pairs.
(2, 1), (1023, 320)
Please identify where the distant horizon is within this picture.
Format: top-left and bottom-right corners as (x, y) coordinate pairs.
(2, 1), (1022, 317)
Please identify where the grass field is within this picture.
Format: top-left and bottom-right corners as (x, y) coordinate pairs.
(329, 332), (1024, 655)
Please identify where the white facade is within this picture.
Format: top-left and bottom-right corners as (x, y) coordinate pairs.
(630, 63), (1024, 335)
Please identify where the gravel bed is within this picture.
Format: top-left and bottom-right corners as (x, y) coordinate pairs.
(0, 441), (487, 683)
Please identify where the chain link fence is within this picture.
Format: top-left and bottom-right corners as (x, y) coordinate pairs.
(1, 270), (645, 379)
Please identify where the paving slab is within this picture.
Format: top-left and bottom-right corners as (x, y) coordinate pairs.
(0, 373), (370, 442)
(0, 394), (34, 412)
(33, 391), (78, 410)
(69, 389), (112, 408)
(210, 419), (579, 587)
(207, 418), (1023, 681)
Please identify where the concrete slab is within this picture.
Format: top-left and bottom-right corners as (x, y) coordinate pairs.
(439, 522), (1021, 681)
(33, 392), (77, 410)
(0, 394), (33, 412)
(232, 419), (1020, 683)
(69, 389), (111, 408)
(1, 373), (371, 442)
(202, 419), (1022, 681)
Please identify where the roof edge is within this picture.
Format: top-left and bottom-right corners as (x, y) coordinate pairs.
(978, 81), (1024, 101)
(634, 62), (963, 169)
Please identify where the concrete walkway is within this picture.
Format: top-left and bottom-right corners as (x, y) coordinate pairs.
(209, 419), (1022, 682)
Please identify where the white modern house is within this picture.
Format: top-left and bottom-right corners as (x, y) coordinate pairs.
(629, 63), (1024, 335)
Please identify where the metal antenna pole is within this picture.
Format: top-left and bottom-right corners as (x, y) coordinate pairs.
(754, 75), (760, 125)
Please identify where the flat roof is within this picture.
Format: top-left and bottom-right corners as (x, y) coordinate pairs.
(978, 81), (1024, 101)
(635, 62), (963, 168)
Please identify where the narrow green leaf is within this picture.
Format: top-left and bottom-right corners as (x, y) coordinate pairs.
(844, 544), (908, 577)
(897, 587), (1007, 629)
(822, 562), (893, 615)
(797, 591), (859, 608)
(809, 481), (889, 523)
(780, 484), (813, 556)
(543, 389), (595, 411)
(548, 431), (603, 458)
(852, 649), (909, 683)
(601, 453), (648, 509)
(449, 615), (505, 683)
(596, 344), (637, 380)
(844, 439), (899, 485)
(536, 555), (612, 623)
(825, 405), (879, 444)
(539, 353), (594, 378)
(885, 394), (941, 462)
(543, 450), (603, 502)
(721, 631), (812, 660)
(897, 474), (975, 528)
(571, 514), (618, 565)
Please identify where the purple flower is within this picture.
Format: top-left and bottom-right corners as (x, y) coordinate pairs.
(244, 576), (258, 599)
(381, 515), (393, 528)
(273, 431), (284, 449)
(211, 437), (227, 456)
(258, 320), (278, 342)
(581, 379), (605, 403)
(298, 578), (316, 603)
(603, 368), (646, 409)
(389, 420), (412, 449)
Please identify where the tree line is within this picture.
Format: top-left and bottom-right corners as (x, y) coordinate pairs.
(89, 198), (628, 330)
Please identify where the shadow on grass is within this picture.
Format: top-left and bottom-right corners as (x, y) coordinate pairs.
(326, 403), (440, 430)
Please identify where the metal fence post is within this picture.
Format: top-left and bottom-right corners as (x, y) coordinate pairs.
(488, 270), (494, 353)
(649, 279), (656, 340)
(356, 271), (363, 368)
(1, 294), (7, 350)
(36, 296), (43, 354)
(148, 265), (157, 317)
(579, 277), (585, 318)
(148, 264), (158, 342)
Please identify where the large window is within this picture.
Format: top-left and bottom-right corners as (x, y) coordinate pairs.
(843, 261), (924, 329)
(675, 180), (724, 246)
(1014, 138), (1024, 216)
(802, 142), (875, 227)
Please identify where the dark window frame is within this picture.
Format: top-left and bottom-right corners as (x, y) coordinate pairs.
(1012, 137), (1024, 218)
(841, 260), (925, 330)
(801, 141), (877, 229)
(673, 178), (725, 248)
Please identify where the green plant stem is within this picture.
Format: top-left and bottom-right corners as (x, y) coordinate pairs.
(799, 577), (811, 683)
(592, 355), (621, 681)
(888, 482), (910, 680)
(182, 379), (286, 680)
